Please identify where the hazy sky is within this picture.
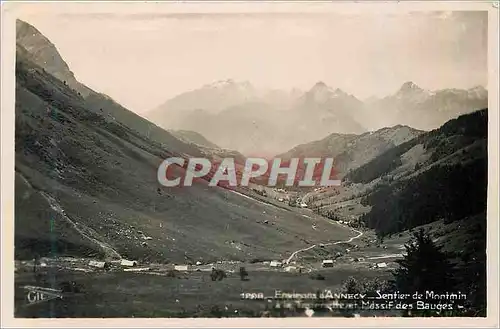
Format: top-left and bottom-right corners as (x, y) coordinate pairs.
(19, 10), (487, 113)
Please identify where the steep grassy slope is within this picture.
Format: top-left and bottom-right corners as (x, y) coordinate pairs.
(168, 130), (220, 149)
(14, 42), (354, 264)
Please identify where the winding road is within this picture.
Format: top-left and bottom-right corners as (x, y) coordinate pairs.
(285, 219), (364, 264)
(229, 186), (365, 266)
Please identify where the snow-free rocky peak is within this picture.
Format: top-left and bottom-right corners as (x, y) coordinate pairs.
(397, 81), (425, 94)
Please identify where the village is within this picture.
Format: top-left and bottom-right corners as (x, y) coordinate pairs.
(15, 233), (402, 279)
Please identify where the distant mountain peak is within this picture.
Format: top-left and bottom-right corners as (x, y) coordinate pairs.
(205, 79), (253, 90)
(308, 82), (350, 96)
(467, 85), (488, 99)
(310, 81), (333, 92)
(314, 81), (328, 87)
(468, 85), (487, 92)
(399, 81), (423, 92)
(308, 81), (334, 93)
(332, 88), (348, 98)
(305, 81), (336, 103)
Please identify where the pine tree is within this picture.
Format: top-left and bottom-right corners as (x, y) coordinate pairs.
(239, 267), (249, 281)
(339, 277), (362, 317)
(392, 229), (456, 316)
(343, 276), (362, 294)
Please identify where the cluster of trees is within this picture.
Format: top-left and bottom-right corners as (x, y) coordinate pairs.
(323, 210), (339, 221)
(210, 268), (227, 281)
(429, 109), (487, 140)
(359, 157), (487, 236)
(252, 189), (267, 197)
(391, 229), (458, 316)
(393, 229), (485, 316)
(209, 267), (249, 281)
(340, 228), (485, 317)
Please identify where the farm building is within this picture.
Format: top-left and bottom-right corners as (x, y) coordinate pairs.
(322, 259), (334, 267)
(88, 260), (110, 270)
(270, 261), (283, 268)
(284, 266), (297, 272)
(376, 262), (388, 268)
(120, 259), (138, 267)
(174, 265), (189, 271)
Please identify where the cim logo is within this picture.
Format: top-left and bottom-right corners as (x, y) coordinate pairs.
(24, 286), (63, 306)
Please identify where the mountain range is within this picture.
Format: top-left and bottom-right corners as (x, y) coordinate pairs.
(147, 78), (487, 155)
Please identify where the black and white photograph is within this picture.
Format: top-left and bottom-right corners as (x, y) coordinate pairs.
(1, 1), (498, 326)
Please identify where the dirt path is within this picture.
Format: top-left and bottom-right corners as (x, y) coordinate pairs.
(40, 192), (122, 260)
(285, 222), (363, 264)
(367, 253), (404, 260)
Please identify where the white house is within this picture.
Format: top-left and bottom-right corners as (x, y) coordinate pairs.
(270, 261), (283, 268)
(284, 266), (297, 272)
(322, 259), (334, 268)
(88, 260), (109, 269)
(376, 262), (388, 268)
(120, 259), (138, 267)
(174, 265), (189, 271)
